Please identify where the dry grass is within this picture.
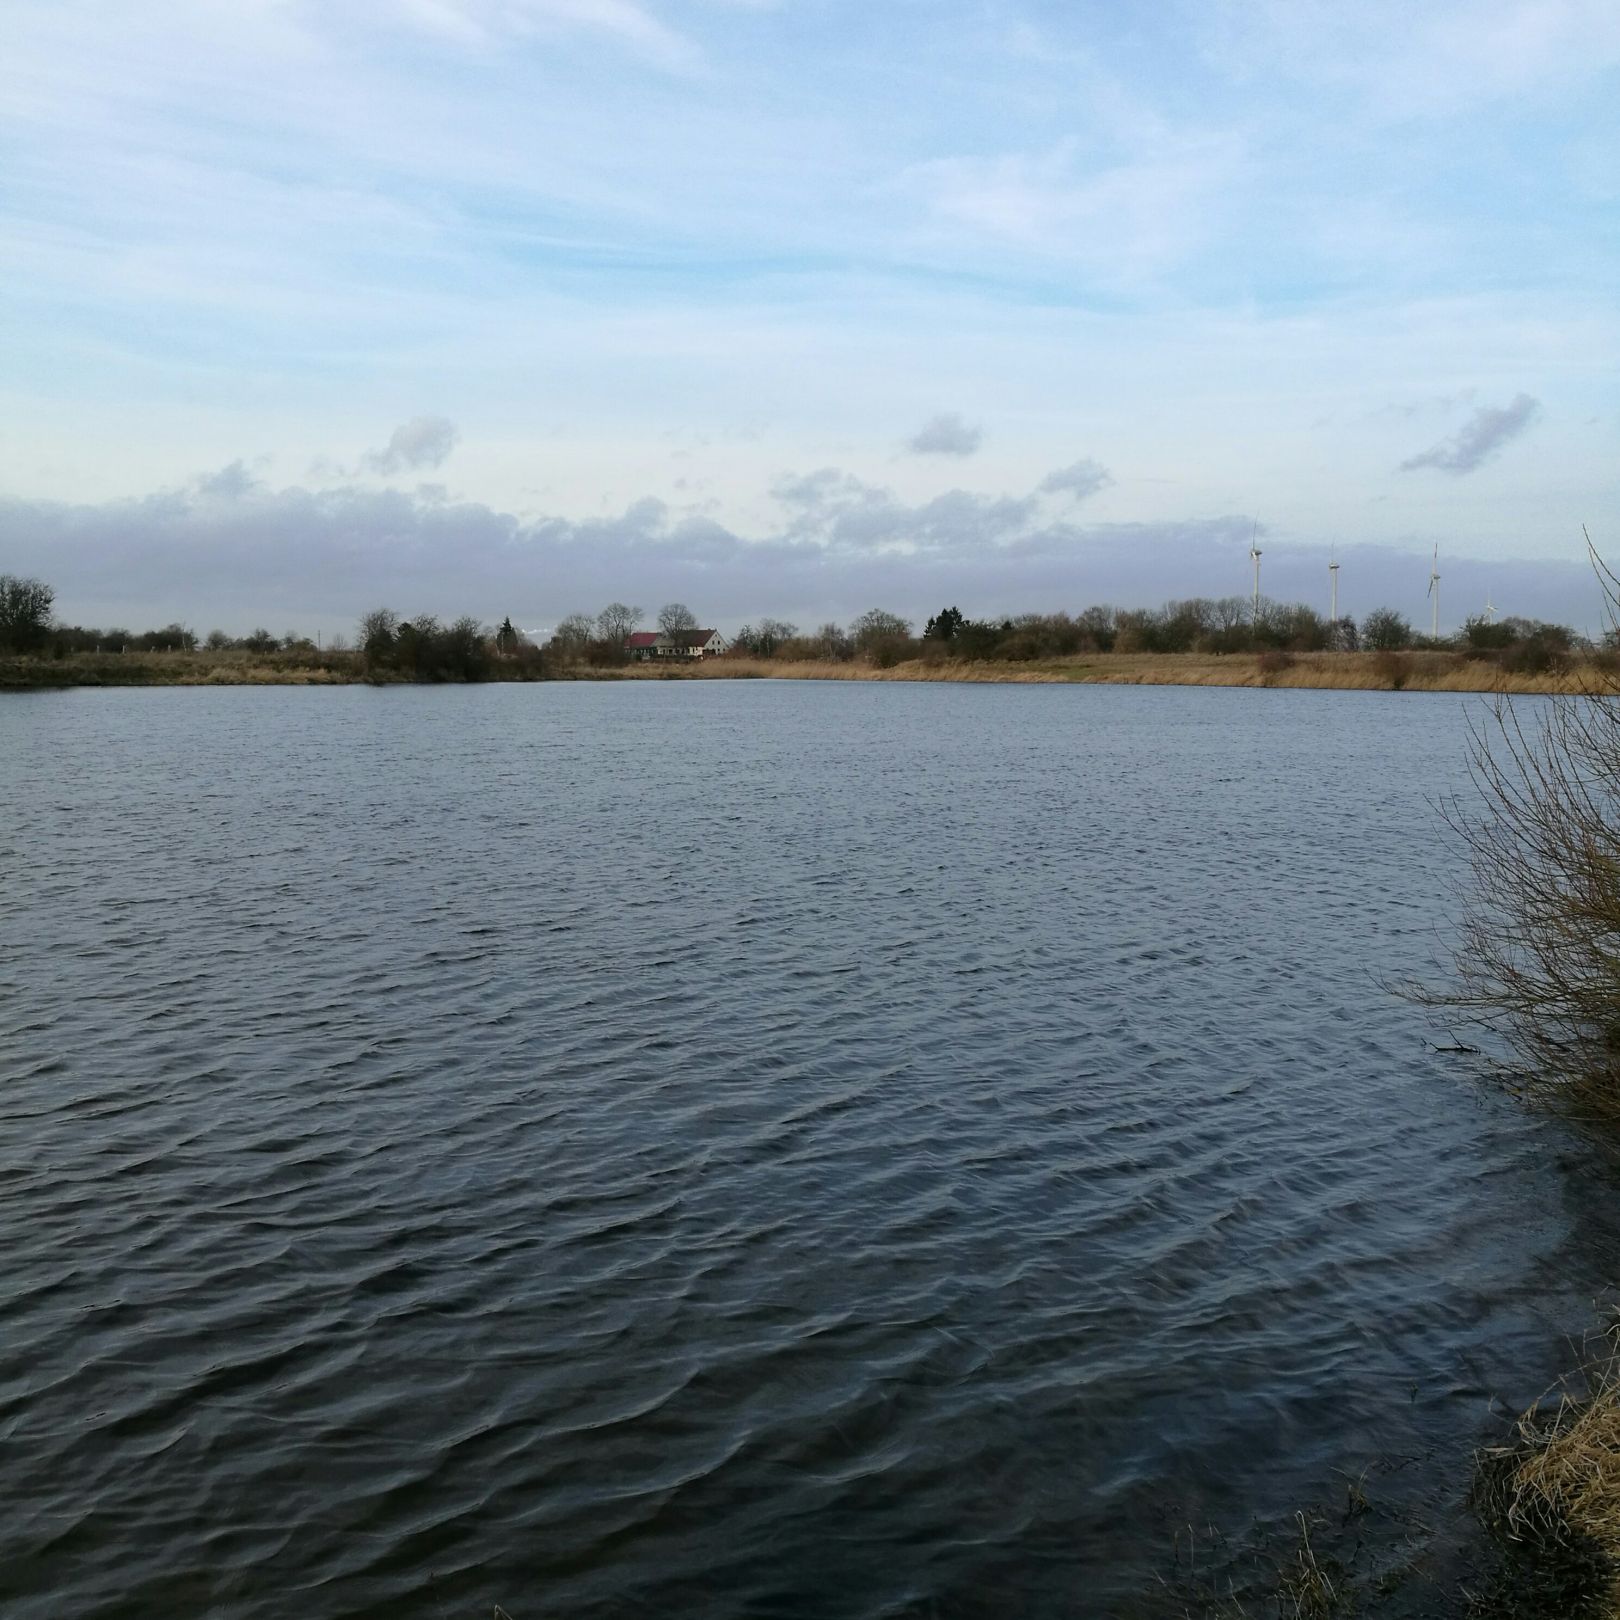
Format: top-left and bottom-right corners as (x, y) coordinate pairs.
(1513, 1385), (1620, 1587)
(1475, 1341), (1620, 1618)
(1273, 1512), (1346, 1618)
(171, 659), (356, 685)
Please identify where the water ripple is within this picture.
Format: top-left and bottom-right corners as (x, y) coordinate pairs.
(4, 682), (1620, 1618)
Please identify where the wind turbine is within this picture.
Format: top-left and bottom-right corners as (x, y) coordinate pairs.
(1427, 543), (1441, 639)
(1484, 591), (1497, 625)
(1250, 528), (1263, 627)
(1329, 547), (1340, 627)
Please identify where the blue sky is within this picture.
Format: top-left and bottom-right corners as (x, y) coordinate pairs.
(2, 0), (1617, 634)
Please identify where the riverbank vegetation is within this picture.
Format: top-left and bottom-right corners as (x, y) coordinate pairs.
(1414, 559), (1620, 1124)
(1387, 543), (1620, 1616)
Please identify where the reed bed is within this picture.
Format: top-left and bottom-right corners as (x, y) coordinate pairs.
(608, 651), (1601, 695)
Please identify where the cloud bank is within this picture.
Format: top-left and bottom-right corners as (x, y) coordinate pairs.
(0, 454), (1599, 637)
(1399, 393), (1541, 475)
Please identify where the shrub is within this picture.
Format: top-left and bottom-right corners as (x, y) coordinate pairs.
(868, 633), (914, 669)
(1463, 615), (1515, 654)
(1363, 607), (1412, 651)
(1502, 638), (1568, 677)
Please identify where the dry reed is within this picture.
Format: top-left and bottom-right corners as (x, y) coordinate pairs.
(1474, 1338), (1620, 1618)
(7, 647), (1607, 695)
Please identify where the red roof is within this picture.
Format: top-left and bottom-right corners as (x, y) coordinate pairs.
(625, 632), (661, 648)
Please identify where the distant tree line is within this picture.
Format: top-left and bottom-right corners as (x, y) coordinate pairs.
(1, 571), (1591, 681)
(0, 575), (542, 682)
(540, 603), (915, 667)
(1, 571), (208, 656)
(538, 594), (1588, 673)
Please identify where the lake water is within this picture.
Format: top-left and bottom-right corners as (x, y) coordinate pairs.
(4, 682), (1618, 1618)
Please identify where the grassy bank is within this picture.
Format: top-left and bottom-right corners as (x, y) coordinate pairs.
(2, 647), (1605, 693)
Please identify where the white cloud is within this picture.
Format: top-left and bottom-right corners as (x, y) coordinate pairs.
(363, 416), (462, 475)
(194, 460), (262, 499)
(906, 413), (984, 458)
(1399, 393), (1541, 475)
(1039, 460), (1112, 503)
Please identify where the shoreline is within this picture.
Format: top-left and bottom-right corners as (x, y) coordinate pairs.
(2, 648), (1603, 695)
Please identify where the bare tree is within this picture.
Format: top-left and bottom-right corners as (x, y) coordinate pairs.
(552, 613), (594, 646)
(850, 609), (910, 650)
(812, 622), (853, 660)
(736, 619), (798, 657)
(597, 602), (643, 643)
(657, 602), (698, 635)
(1415, 538), (1620, 1122)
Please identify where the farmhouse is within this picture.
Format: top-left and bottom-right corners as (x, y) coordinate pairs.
(669, 629), (730, 658)
(623, 628), (731, 661)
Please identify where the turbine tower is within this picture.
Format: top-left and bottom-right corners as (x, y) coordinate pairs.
(1250, 531), (1263, 627)
(1427, 543), (1441, 639)
(1329, 549), (1340, 627)
(1484, 591), (1497, 624)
